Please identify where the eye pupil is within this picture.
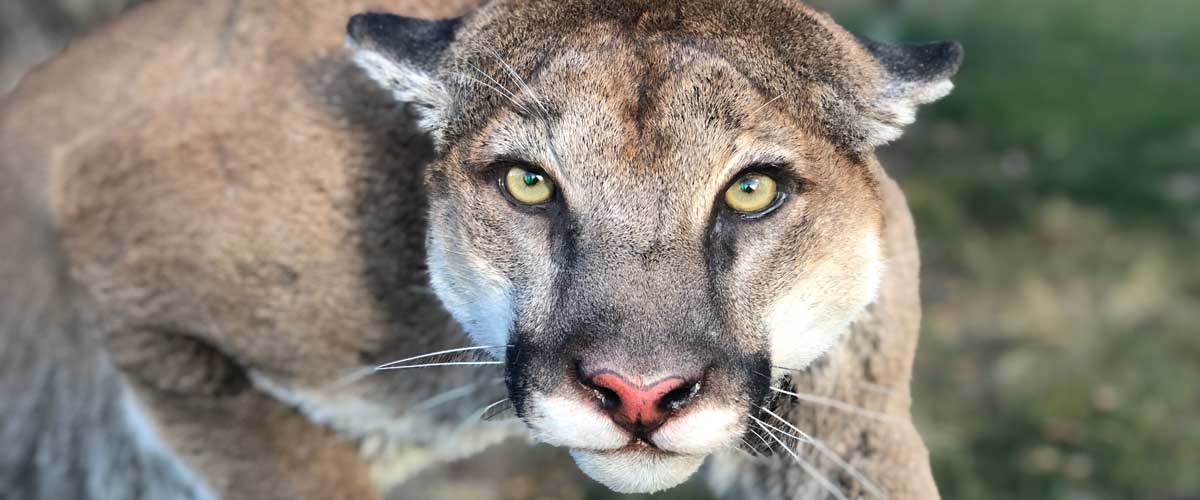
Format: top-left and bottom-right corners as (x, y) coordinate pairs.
(739, 178), (758, 193)
(523, 172), (540, 186)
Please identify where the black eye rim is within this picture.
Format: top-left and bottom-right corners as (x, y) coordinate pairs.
(490, 159), (560, 209)
(721, 163), (802, 220)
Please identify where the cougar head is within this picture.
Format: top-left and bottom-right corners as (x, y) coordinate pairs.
(348, 0), (960, 493)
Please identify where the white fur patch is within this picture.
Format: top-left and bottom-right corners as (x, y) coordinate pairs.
(766, 233), (885, 369)
(651, 407), (740, 455)
(861, 79), (955, 148)
(350, 48), (451, 143)
(249, 372), (526, 486)
(526, 394), (629, 449)
(426, 239), (515, 357)
(571, 449), (705, 494)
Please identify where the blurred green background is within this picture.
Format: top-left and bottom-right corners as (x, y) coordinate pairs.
(829, 1), (1200, 499)
(3, 0), (1197, 499)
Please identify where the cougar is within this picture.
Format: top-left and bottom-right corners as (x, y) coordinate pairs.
(0, 0), (961, 499)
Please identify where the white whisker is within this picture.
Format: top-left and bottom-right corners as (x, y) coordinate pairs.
(462, 397), (515, 425)
(457, 73), (534, 115)
(479, 398), (510, 415)
(376, 345), (509, 369)
(328, 366), (377, 389)
(481, 44), (550, 117)
(750, 414), (806, 443)
(771, 366), (908, 401)
(760, 408), (889, 500)
(481, 397), (516, 421)
(745, 424), (777, 457)
(737, 438), (764, 459)
(807, 435), (888, 500)
(771, 386), (899, 423)
(853, 381), (908, 400)
(755, 421), (847, 500)
(376, 361), (503, 371)
(412, 382), (482, 413)
(749, 91), (786, 118)
(465, 61), (519, 99)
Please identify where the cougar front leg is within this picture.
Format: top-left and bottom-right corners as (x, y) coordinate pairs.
(109, 329), (377, 500)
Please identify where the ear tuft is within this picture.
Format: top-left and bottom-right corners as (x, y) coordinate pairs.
(855, 37), (964, 149)
(347, 13), (460, 73)
(346, 12), (463, 141)
(860, 39), (963, 85)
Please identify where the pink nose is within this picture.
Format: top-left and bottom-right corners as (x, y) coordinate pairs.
(587, 371), (698, 435)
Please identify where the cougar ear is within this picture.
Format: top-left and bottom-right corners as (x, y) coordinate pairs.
(346, 12), (463, 138)
(856, 37), (964, 149)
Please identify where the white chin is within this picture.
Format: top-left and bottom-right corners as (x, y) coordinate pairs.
(569, 449), (706, 494)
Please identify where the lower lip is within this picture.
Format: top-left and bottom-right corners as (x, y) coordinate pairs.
(610, 440), (675, 456)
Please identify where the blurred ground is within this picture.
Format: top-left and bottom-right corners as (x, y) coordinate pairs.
(0, 0), (138, 93)
(3, 1), (1197, 499)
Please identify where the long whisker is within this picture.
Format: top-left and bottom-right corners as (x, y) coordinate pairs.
(481, 398), (517, 421)
(462, 61), (536, 115)
(750, 414), (805, 442)
(411, 377), (505, 413)
(329, 366), (377, 388)
(748, 91), (786, 119)
(481, 44), (550, 118)
(376, 345), (509, 370)
(770, 365), (908, 400)
(771, 386), (899, 424)
(807, 435), (889, 500)
(852, 381), (908, 400)
(462, 398), (514, 425)
(478, 398), (510, 416)
(755, 421), (848, 500)
(456, 73), (534, 115)
(465, 61), (520, 100)
(737, 438), (764, 459)
(747, 425), (774, 452)
(760, 408), (889, 500)
(376, 361), (504, 371)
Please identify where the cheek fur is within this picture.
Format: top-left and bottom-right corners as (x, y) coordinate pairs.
(765, 232), (885, 369)
(427, 229), (515, 354)
(651, 406), (741, 455)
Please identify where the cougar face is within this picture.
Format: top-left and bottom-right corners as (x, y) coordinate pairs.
(348, 0), (958, 492)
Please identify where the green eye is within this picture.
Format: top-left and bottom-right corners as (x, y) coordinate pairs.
(724, 173), (778, 214)
(504, 165), (556, 205)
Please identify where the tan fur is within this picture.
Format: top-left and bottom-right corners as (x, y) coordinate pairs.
(708, 165), (937, 499)
(2, 1), (487, 499)
(1, 0), (952, 498)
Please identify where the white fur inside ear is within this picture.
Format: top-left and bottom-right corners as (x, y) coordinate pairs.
(860, 79), (954, 149)
(351, 49), (451, 140)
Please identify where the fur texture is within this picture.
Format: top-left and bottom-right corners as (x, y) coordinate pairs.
(0, 0), (959, 498)
(349, 0), (959, 496)
(0, 152), (213, 500)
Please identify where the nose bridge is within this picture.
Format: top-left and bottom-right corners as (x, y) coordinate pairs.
(576, 170), (697, 254)
(569, 244), (710, 342)
(558, 198), (715, 370)
(564, 271), (713, 383)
